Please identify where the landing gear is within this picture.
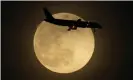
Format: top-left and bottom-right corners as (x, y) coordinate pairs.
(68, 25), (73, 31)
(67, 19), (81, 31)
(72, 26), (77, 30)
(68, 27), (71, 31)
(68, 25), (77, 31)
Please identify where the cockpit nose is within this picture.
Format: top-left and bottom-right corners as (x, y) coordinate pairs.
(90, 22), (102, 29)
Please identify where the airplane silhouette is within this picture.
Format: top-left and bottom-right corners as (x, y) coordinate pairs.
(43, 8), (102, 32)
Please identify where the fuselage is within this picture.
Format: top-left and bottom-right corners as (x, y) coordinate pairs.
(44, 19), (89, 28)
(43, 8), (102, 30)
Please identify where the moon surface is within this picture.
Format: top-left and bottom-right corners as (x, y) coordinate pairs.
(33, 13), (95, 73)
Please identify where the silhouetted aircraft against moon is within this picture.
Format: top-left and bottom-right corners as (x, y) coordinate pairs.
(43, 8), (102, 32)
(34, 12), (95, 73)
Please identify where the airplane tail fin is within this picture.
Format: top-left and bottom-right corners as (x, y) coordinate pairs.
(43, 8), (54, 20)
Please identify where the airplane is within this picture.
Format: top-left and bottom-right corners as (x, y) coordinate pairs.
(43, 8), (102, 32)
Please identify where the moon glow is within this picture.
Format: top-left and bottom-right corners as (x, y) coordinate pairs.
(33, 13), (95, 73)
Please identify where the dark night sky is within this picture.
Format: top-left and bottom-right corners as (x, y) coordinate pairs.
(2, 1), (133, 80)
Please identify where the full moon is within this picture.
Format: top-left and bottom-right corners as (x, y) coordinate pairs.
(33, 13), (95, 73)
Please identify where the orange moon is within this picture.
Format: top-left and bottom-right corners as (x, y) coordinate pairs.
(33, 13), (95, 73)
